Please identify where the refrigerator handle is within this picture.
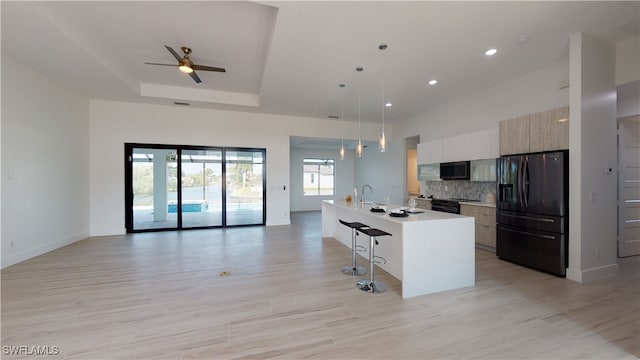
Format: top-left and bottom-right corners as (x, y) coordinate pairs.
(517, 157), (524, 207)
(523, 156), (529, 208)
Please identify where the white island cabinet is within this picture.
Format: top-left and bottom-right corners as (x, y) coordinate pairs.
(322, 200), (475, 298)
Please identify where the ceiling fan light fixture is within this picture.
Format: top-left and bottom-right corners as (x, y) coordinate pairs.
(179, 65), (193, 74)
(178, 60), (193, 73)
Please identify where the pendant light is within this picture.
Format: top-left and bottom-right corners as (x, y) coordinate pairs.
(379, 44), (388, 153)
(356, 66), (364, 158)
(339, 83), (346, 160)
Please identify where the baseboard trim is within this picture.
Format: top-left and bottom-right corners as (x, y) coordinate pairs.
(567, 262), (619, 283)
(1, 232), (88, 269)
(90, 227), (126, 236)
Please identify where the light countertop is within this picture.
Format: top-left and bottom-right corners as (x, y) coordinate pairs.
(324, 200), (468, 223)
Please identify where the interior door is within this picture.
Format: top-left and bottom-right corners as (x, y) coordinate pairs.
(618, 116), (640, 257)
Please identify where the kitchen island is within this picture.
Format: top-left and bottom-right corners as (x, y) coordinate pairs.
(322, 200), (475, 298)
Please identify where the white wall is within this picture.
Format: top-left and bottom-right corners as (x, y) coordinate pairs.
(89, 100), (381, 234)
(399, 60), (570, 142)
(290, 148), (355, 211)
(1, 55), (90, 268)
(354, 142), (403, 205)
(616, 35), (640, 85)
(567, 32), (619, 282)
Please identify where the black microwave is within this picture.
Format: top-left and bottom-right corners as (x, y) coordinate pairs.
(440, 161), (470, 180)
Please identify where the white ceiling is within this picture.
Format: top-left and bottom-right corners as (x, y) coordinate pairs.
(2, 1), (639, 125)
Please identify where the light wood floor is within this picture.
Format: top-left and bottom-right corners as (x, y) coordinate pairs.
(2, 211), (638, 359)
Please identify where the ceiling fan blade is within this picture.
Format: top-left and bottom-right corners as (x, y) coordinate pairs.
(164, 45), (182, 62)
(192, 64), (226, 73)
(188, 71), (202, 84)
(144, 62), (178, 67)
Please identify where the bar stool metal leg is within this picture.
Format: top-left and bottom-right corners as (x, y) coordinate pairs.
(357, 232), (388, 293)
(341, 227), (367, 276)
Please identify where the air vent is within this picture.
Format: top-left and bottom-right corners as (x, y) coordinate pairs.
(618, 16), (640, 36)
(174, 101), (190, 106)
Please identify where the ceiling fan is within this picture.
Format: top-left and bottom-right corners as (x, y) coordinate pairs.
(145, 45), (226, 84)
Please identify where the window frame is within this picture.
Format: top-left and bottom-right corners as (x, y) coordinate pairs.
(302, 158), (336, 197)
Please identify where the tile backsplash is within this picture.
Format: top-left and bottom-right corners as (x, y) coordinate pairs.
(421, 180), (496, 201)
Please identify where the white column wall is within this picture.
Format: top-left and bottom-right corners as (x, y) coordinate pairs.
(615, 35), (640, 85)
(1, 55), (90, 268)
(567, 32), (619, 282)
(89, 100), (381, 235)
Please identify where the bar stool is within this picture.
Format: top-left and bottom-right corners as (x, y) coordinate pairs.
(338, 220), (369, 276)
(356, 227), (391, 293)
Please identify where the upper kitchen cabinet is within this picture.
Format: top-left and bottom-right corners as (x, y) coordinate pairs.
(418, 163), (440, 181)
(470, 158), (496, 181)
(418, 128), (499, 164)
(444, 128), (498, 161)
(499, 115), (530, 155)
(417, 139), (443, 164)
(471, 128), (499, 160)
(529, 106), (569, 152)
(499, 106), (569, 156)
(442, 134), (470, 162)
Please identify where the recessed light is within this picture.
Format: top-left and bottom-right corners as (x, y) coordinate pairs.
(485, 48), (498, 56)
(428, 79), (438, 86)
(385, 103), (392, 107)
(557, 118), (568, 123)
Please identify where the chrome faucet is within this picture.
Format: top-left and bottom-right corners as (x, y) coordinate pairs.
(361, 184), (373, 204)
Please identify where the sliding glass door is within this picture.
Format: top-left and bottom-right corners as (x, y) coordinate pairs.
(129, 147), (179, 231)
(225, 149), (265, 226)
(180, 148), (223, 228)
(125, 144), (265, 232)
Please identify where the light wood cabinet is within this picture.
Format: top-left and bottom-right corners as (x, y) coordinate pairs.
(499, 115), (530, 155)
(499, 106), (569, 156)
(415, 198), (432, 210)
(460, 204), (496, 251)
(529, 106), (569, 152)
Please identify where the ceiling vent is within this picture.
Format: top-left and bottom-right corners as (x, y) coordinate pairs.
(617, 16), (640, 36)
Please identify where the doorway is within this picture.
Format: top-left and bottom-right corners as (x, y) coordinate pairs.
(618, 116), (640, 257)
(406, 135), (420, 199)
(125, 144), (266, 232)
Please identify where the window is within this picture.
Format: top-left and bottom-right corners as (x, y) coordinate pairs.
(303, 158), (335, 196)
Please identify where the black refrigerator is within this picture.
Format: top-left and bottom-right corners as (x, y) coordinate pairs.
(496, 150), (569, 276)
